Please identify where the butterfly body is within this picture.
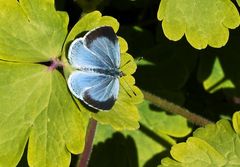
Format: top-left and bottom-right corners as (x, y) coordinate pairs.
(67, 26), (122, 110)
(77, 67), (122, 78)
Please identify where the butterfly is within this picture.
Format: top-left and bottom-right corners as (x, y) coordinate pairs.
(67, 26), (124, 111)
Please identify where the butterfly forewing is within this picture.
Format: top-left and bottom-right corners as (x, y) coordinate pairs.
(83, 26), (121, 69)
(68, 38), (110, 69)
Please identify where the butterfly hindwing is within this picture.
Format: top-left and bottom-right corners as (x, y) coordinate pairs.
(83, 78), (119, 110)
(68, 71), (119, 110)
(68, 71), (107, 99)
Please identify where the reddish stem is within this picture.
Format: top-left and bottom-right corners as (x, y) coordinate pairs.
(142, 90), (214, 126)
(48, 58), (64, 71)
(78, 118), (97, 167)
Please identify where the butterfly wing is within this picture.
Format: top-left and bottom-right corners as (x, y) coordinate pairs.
(68, 71), (119, 110)
(68, 26), (120, 70)
(83, 26), (120, 69)
(68, 26), (121, 110)
(68, 38), (110, 69)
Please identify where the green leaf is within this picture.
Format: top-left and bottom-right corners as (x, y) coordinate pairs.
(91, 99), (192, 166)
(0, 0), (68, 62)
(125, 129), (170, 167)
(0, 61), (87, 167)
(64, 11), (119, 50)
(139, 101), (192, 138)
(161, 137), (227, 167)
(118, 36), (128, 53)
(237, 0), (240, 7)
(157, 0), (240, 49)
(91, 98), (140, 131)
(198, 56), (235, 93)
(91, 124), (170, 167)
(160, 113), (240, 167)
(233, 112), (240, 134)
(63, 11), (143, 130)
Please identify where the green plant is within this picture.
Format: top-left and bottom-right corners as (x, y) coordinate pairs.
(0, 0), (240, 167)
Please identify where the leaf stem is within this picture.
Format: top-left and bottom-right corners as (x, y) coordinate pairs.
(48, 58), (64, 71)
(78, 118), (97, 167)
(142, 90), (214, 126)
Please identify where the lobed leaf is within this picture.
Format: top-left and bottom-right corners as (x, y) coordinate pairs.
(0, 0), (68, 62)
(160, 112), (240, 167)
(157, 0), (240, 49)
(0, 61), (87, 167)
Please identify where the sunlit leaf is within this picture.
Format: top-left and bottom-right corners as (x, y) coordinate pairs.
(157, 0), (240, 49)
(160, 113), (240, 167)
(0, 61), (87, 167)
(139, 101), (192, 138)
(0, 0), (68, 62)
(198, 56), (235, 93)
(233, 112), (240, 134)
(118, 36), (128, 53)
(237, 0), (240, 7)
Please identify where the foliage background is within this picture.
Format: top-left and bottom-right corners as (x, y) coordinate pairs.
(2, 0), (239, 166)
(67, 0), (239, 166)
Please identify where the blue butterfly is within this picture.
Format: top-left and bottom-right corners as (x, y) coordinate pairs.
(67, 26), (123, 110)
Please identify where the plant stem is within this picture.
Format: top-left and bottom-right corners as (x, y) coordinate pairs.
(142, 90), (214, 126)
(78, 118), (97, 167)
(48, 58), (64, 71)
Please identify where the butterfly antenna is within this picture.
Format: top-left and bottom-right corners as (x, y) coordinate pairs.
(136, 56), (143, 62)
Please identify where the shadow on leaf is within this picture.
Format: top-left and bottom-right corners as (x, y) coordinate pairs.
(89, 132), (138, 167)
